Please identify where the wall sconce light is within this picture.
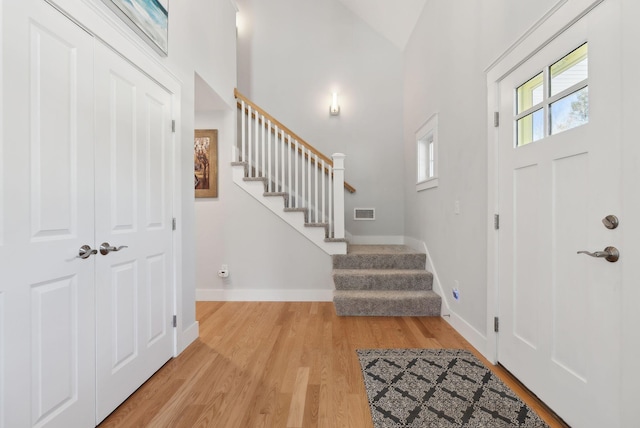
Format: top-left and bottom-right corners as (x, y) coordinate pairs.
(330, 92), (340, 116)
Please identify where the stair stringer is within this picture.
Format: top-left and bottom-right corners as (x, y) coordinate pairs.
(232, 164), (347, 255)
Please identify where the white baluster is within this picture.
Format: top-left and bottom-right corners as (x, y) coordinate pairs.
(307, 149), (311, 222)
(241, 100), (246, 162)
(274, 125), (279, 192)
(314, 154), (319, 223)
(261, 115), (265, 179)
(247, 105), (252, 176)
(294, 140), (299, 208)
(332, 153), (345, 239)
(255, 108), (259, 177)
(287, 135), (292, 206)
(321, 159), (326, 224)
(267, 120), (272, 192)
(301, 146), (306, 211)
(281, 129), (285, 193)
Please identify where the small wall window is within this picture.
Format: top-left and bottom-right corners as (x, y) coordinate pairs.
(416, 113), (438, 191)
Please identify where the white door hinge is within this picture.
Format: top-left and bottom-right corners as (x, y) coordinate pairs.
(493, 112), (499, 127)
(172, 217), (176, 231)
(494, 316), (499, 333)
(172, 315), (177, 328)
(172, 120), (176, 133)
(494, 214), (500, 230)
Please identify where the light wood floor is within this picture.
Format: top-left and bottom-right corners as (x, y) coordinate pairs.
(99, 302), (568, 427)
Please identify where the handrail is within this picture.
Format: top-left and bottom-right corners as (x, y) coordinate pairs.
(234, 88), (356, 193)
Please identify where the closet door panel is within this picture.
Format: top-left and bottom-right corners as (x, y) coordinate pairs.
(94, 42), (174, 424)
(1, 2), (95, 427)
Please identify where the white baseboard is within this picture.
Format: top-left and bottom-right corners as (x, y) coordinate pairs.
(445, 311), (489, 360)
(404, 236), (450, 317)
(177, 321), (199, 355)
(196, 288), (333, 302)
(405, 236), (490, 360)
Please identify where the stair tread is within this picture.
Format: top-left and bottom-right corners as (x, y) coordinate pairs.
(346, 245), (422, 255)
(332, 251), (426, 270)
(333, 289), (441, 317)
(325, 237), (348, 243)
(333, 268), (432, 276)
(332, 268), (434, 291)
(334, 289), (438, 298)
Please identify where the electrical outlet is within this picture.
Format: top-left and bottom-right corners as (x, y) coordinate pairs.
(452, 280), (460, 301)
(218, 264), (229, 278)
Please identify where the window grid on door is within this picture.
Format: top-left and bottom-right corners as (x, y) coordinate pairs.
(515, 43), (589, 147)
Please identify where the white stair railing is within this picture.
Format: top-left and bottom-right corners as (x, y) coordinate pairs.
(234, 89), (354, 239)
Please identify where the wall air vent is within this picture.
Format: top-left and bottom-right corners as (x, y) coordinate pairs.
(354, 208), (375, 220)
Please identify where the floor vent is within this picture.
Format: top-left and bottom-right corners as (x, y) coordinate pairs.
(354, 208), (375, 220)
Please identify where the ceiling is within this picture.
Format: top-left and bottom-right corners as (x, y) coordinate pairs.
(336, 0), (428, 50)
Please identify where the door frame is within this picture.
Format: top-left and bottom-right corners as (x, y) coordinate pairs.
(43, 0), (187, 356)
(485, 0), (605, 363)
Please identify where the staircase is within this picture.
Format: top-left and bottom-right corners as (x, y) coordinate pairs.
(332, 245), (441, 316)
(234, 89), (353, 255)
(231, 162), (348, 254)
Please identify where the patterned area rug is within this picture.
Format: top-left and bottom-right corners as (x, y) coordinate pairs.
(357, 349), (549, 428)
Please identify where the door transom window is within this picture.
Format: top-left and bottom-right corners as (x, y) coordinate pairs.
(515, 43), (588, 147)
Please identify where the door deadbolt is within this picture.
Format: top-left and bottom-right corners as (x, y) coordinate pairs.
(602, 215), (619, 230)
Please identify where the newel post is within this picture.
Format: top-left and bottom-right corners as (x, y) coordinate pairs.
(332, 153), (346, 239)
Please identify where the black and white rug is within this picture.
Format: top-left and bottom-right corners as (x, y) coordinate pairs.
(357, 349), (549, 428)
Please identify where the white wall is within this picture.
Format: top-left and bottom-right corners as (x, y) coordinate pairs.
(193, 107), (335, 301)
(236, 0), (405, 239)
(166, 0), (238, 343)
(402, 0), (561, 344)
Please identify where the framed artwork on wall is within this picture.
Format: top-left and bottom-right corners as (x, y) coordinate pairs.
(101, 0), (169, 56)
(194, 129), (218, 198)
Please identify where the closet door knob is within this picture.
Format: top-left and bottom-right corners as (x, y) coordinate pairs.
(99, 242), (129, 255)
(77, 245), (98, 259)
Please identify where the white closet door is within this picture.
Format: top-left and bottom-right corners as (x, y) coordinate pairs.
(0, 1), (96, 427)
(93, 42), (174, 424)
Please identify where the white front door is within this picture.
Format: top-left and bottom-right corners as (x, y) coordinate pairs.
(0, 2), (96, 427)
(497, 3), (621, 427)
(93, 42), (174, 423)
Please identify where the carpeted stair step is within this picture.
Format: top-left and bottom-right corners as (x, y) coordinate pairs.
(333, 269), (433, 291)
(332, 245), (426, 270)
(333, 290), (441, 317)
(331, 244), (441, 317)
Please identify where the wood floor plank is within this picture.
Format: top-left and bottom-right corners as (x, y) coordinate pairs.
(286, 367), (309, 427)
(98, 302), (569, 428)
(301, 383), (320, 428)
